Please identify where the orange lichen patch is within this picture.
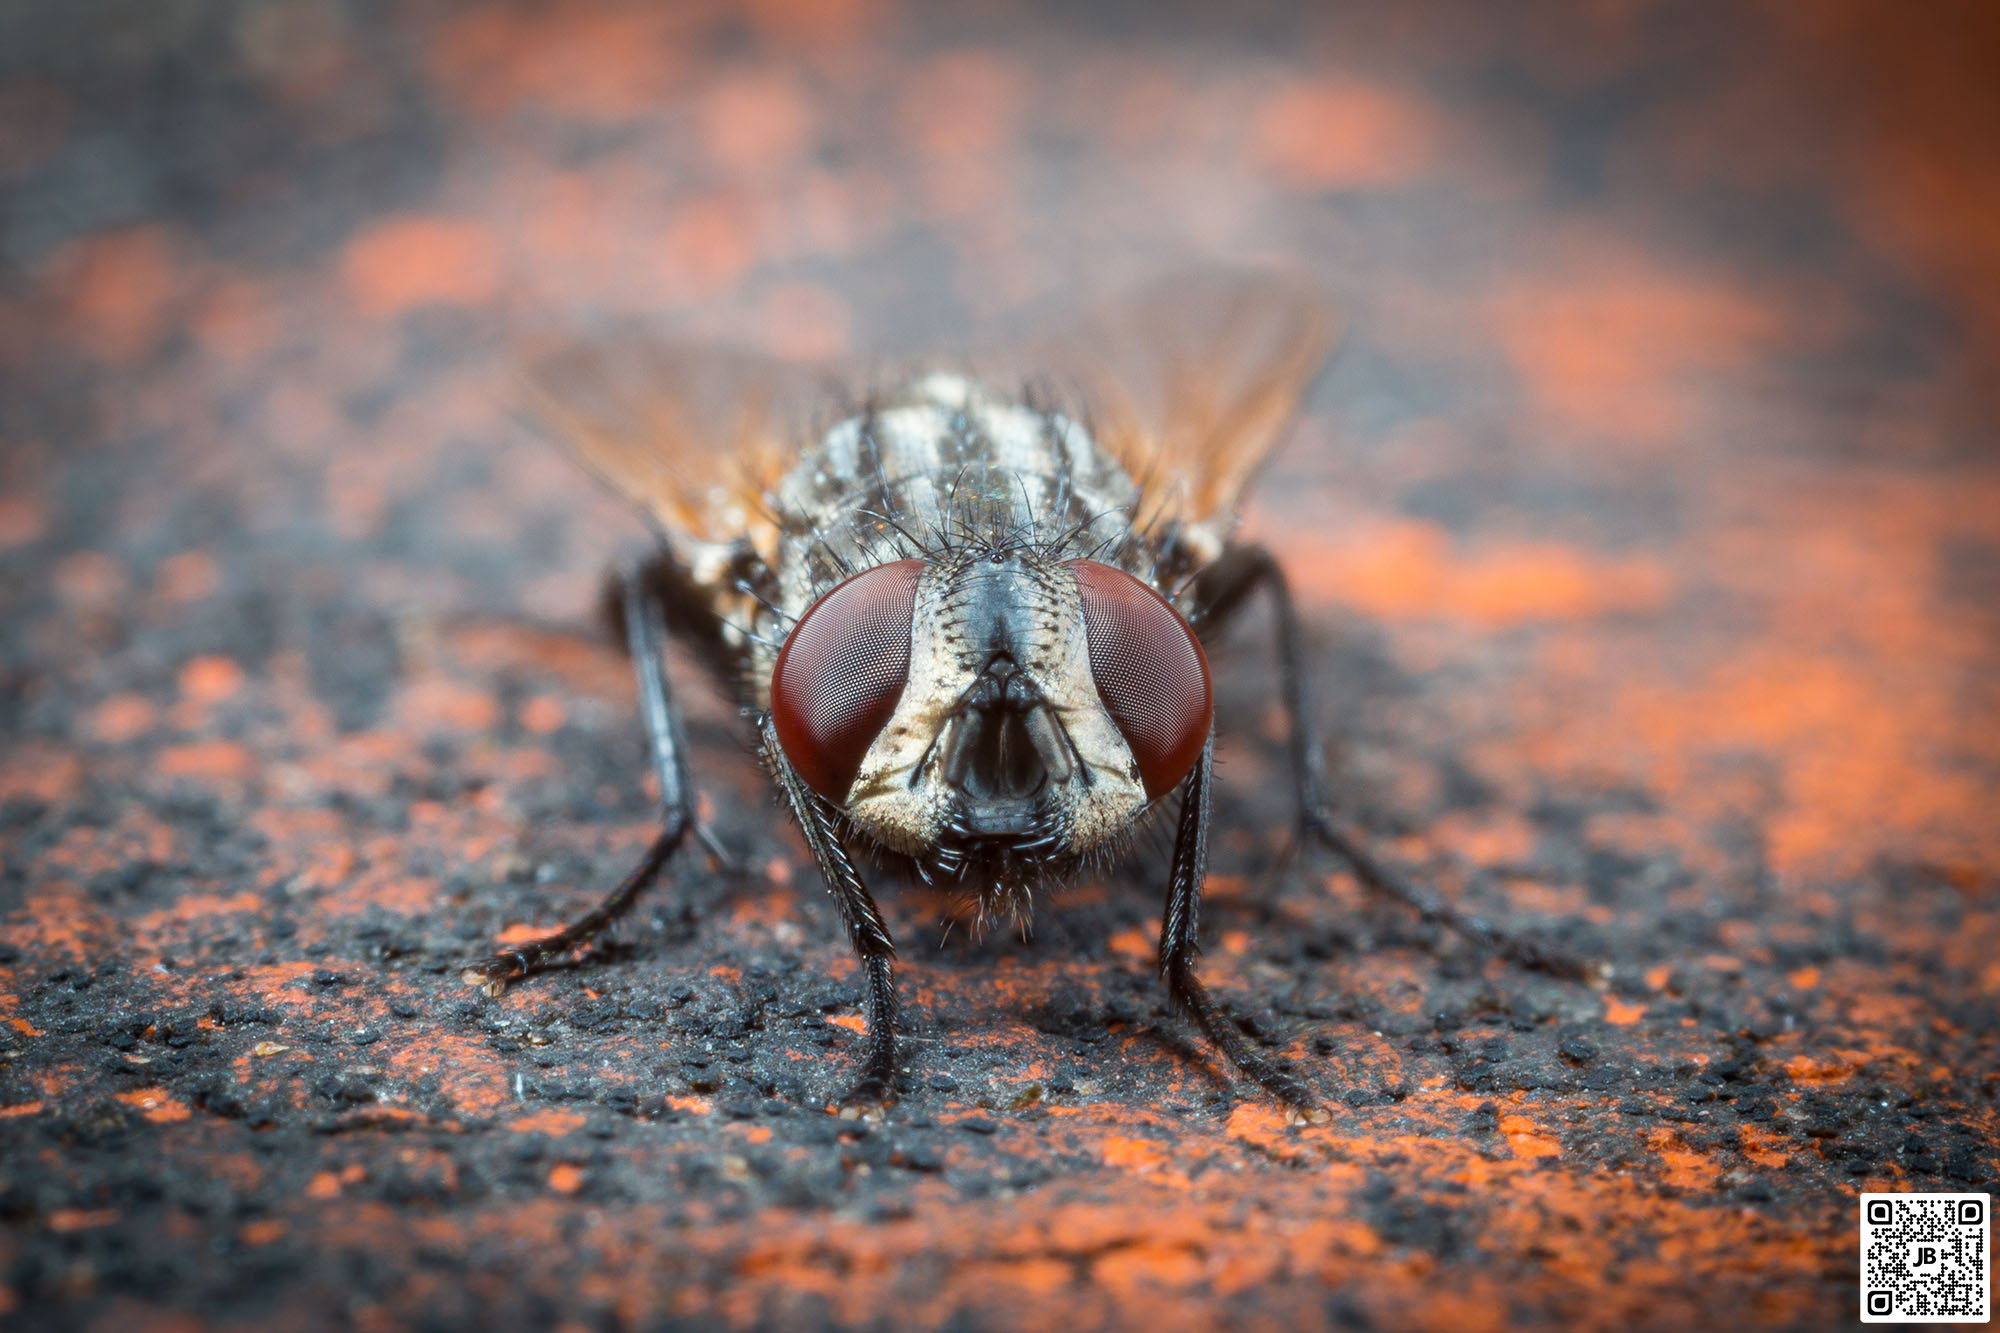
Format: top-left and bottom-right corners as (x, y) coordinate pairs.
(116, 1088), (191, 1124)
(0, 1102), (43, 1118)
(7, 883), (110, 963)
(1091, 1241), (1205, 1292)
(1602, 997), (1646, 1026)
(157, 741), (255, 782)
(547, 1164), (585, 1195)
(1490, 240), (1785, 441)
(395, 676), (500, 735)
(52, 549), (128, 606)
(511, 1109), (586, 1136)
(1647, 1127), (1720, 1192)
(726, 889), (803, 934)
(512, 168), (614, 279)
(1784, 4), (2000, 401)
(427, 6), (689, 122)
(89, 693), (158, 744)
(899, 51), (1020, 162)
(897, 52), (1021, 221)
(178, 654), (245, 704)
(154, 550), (221, 603)
(0, 493), (47, 547)
(1427, 811), (1539, 867)
(341, 216), (501, 317)
(656, 193), (761, 301)
(1737, 1124), (1792, 1170)
(1585, 633), (1995, 876)
(47, 1209), (120, 1233)
(384, 1031), (512, 1117)
(756, 281), (851, 361)
(286, 842), (358, 896)
(1250, 79), (1440, 190)
(0, 745), (81, 804)
(323, 1101), (456, 1135)
(1784, 1053), (1859, 1087)
(1107, 928), (1153, 963)
(134, 893), (265, 942)
(826, 1014), (866, 1035)
(698, 68), (813, 177)
(443, 622), (632, 702)
(190, 278), (283, 367)
(240, 1219), (289, 1247)
(44, 226), (183, 363)
(228, 961), (323, 994)
(950, 1257), (1073, 1300)
(1098, 1135), (1170, 1173)
(1499, 1111), (1562, 1160)
(518, 694), (567, 735)
(305, 1171), (342, 1200)
(1279, 518), (1670, 626)
(320, 871), (437, 917)
(1224, 1103), (1298, 1153)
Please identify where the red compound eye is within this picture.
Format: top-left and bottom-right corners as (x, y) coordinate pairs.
(1068, 559), (1213, 799)
(770, 560), (924, 801)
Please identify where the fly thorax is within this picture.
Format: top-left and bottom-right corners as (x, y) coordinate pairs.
(843, 549), (1147, 870)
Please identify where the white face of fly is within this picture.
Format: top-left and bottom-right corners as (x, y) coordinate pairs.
(843, 549), (1150, 867)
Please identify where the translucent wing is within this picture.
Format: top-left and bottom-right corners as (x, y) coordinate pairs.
(519, 331), (838, 569)
(1006, 270), (1337, 537)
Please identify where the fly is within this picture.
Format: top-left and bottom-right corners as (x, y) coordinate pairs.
(462, 273), (1589, 1119)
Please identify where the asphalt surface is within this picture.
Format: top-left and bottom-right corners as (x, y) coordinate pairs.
(1, 2), (1996, 1329)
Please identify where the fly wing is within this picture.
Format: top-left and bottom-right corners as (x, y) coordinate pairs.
(519, 331), (837, 571)
(1018, 271), (1337, 539)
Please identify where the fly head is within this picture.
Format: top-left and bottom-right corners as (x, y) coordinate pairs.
(768, 540), (1213, 906)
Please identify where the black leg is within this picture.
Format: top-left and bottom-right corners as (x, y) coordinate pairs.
(1188, 544), (1597, 981)
(1186, 545), (1331, 817)
(1159, 732), (1326, 1117)
(764, 719), (902, 1118)
(463, 560), (695, 993)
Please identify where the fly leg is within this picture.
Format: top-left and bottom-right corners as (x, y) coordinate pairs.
(766, 721), (902, 1119)
(1188, 544), (1597, 981)
(463, 558), (700, 993)
(1160, 733), (1325, 1117)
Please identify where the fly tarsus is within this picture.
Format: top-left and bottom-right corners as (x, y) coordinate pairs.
(833, 1067), (896, 1122)
(461, 950), (529, 998)
(1164, 958), (1329, 1122)
(832, 954), (901, 1120)
(459, 825), (683, 996)
(1308, 816), (1605, 984)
